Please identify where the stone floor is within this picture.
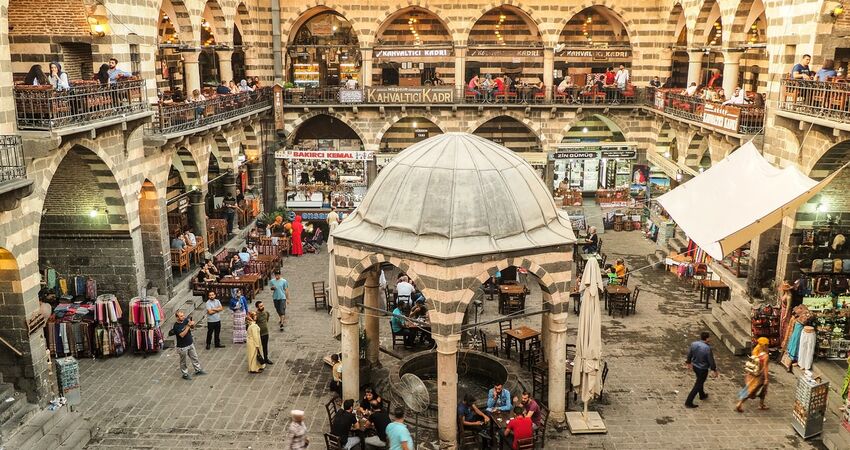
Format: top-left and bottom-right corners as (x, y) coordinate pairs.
(75, 228), (837, 449)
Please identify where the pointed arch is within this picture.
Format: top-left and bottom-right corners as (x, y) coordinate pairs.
(471, 115), (543, 152)
(374, 6), (453, 47)
(377, 116), (444, 153)
(287, 112), (368, 148)
(468, 4), (543, 47)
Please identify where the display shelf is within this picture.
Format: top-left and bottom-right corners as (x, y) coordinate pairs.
(751, 304), (781, 349)
(792, 376), (829, 439)
(721, 245), (750, 278)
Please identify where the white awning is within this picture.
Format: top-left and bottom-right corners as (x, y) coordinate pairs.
(656, 141), (846, 260)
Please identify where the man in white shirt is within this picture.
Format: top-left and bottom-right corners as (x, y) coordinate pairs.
(614, 64), (630, 89)
(683, 82), (698, 96)
(395, 276), (416, 307)
(344, 75), (358, 89)
(722, 87), (748, 105)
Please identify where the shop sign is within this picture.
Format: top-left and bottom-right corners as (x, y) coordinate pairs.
(414, 128), (429, 139)
(552, 151), (598, 159)
(338, 89), (363, 103)
(556, 48), (632, 61)
(468, 48), (542, 58)
(275, 150), (374, 161)
(273, 84), (284, 130)
(702, 103), (741, 133)
(374, 48), (451, 58)
(654, 90), (665, 110)
(601, 149), (637, 159)
(365, 86), (454, 103)
(300, 211), (350, 221)
(177, 197), (189, 213)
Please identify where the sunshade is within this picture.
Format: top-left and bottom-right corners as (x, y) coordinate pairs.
(328, 219), (341, 338)
(572, 257), (604, 406)
(656, 141), (846, 260)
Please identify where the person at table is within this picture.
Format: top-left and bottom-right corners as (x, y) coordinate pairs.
(228, 80), (238, 93)
(171, 234), (187, 250)
(493, 75), (506, 98)
(613, 258), (627, 279)
(359, 388), (382, 416)
(48, 62), (70, 90)
(791, 54), (814, 79)
(204, 259), (220, 279)
(517, 392), (542, 429)
(486, 382), (512, 413)
(649, 76), (662, 88)
(329, 353), (342, 397)
(95, 64), (110, 84)
(817, 59), (837, 82)
(681, 82), (698, 96)
(504, 406), (533, 450)
(467, 74), (482, 99)
(331, 399), (361, 450)
(458, 395), (490, 430)
(238, 247), (251, 263)
(183, 229), (197, 247)
(107, 58), (132, 83)
(585, 226), (599, 253)
(604, 67), (616, 86)
(395, 275), (416, 307)
(615, 64), (630, 90)
(251, 76), (262, 89)
(481, 74), (496, 101)
(24, 64), (49, 86)
(706, 68), (722, 89)
(216, 81), (231, 94)
(390, 303), (415, 348)
(723, 87), (749, 106)
(239, 79), (254, 93)
(364, 398), (391, 448)
(229, 253), (245, 276)
(246, 242), (258, 258)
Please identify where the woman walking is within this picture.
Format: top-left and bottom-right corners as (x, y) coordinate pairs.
(230, 288), (249, 344)
(736, 337), (770, 412)
(246, 311), (266, 373)
(290, 215), (304, 256)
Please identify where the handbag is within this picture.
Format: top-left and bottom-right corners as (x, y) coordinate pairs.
(744, 354), (761, 376)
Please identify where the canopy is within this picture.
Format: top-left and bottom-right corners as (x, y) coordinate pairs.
(656, 141), (845, 260)
(572, 257), (604, 406)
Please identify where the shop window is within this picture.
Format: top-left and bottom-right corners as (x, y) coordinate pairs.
(130, 44), (141, 75)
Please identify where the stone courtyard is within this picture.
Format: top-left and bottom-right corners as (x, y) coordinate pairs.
(71, 227), (838, 450)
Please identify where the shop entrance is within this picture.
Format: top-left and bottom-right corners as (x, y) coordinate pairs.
(555, 6), (633, 88)
(287, 9), (359, 87)
(373, 7), (454, 86)
(0, 248), (40, 400)
(138, 180), (171, 297)
(556, 115), (632, 193)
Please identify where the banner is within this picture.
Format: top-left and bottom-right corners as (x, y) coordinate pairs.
(275, 150), (374, 161)
(601, 149), (637, 159)
(468, 48), (542, 58)
(556, 48), (632, 61)
(273, 84), (284, 131)
(365, 86), (454, 103)
(702, 103), (741, 133)
(374, 48), (451, 58)
(654, 90), (666, 110)
(338, 89), (363, 103)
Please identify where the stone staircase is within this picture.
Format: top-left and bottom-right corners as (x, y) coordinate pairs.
(1, 407), (93, 449)
(0, 379), (38, 446)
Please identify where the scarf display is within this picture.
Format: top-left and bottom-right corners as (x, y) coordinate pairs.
(128, 297), (163, 353)
(94, 294), (125, 357)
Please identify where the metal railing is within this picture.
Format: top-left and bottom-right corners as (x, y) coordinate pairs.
(0, 135), (25, 183)
(283, 85), (645, 106)
(14, 79), (148, 131)
(647, 88), (764, 135)
(779, 78), (850, 122)
(150, 87), (272, 135)
(663, 92), (705, 122)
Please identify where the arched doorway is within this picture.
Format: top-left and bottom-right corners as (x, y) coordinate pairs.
(199, 0), (226, 88)
(556, 6), (632, 86)
(138, 180), (171, 296)
(730, 0), (768, 94)
(697, 0), (724, 88)
(39, 146), (137, 301)
(287, 8), (359, 87)
(165, 147), (204, 276)
(669, 3), (688, 88)
(379, 117), (443, 153)
(556, 115), (632, 192)
(155, 1), (194, 94)
(466, 6), (543, 86)
(373, 7), (453, 86)
(233, 2), (252, 81)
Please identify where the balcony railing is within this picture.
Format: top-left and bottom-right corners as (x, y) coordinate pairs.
(645, 88), (764, 135)
(779, 78), (850, 123)
(14, 79), (148, 131)
(0, 136), (25, 183)
(283, 85), (645, 106)
(150, 87), (272, 135)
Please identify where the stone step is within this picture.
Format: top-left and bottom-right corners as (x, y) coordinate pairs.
(24, 409), (82, 450)
(0, 391), (31, 431)
(712, 302), (752, 337)
(702, 315), (748, 356)
(2, 407), (68, 449)
(824, 428), (850, 450)
(57, 425), (93, 448)
(0, 399), (37, 442)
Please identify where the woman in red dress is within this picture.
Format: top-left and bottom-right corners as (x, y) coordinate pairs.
(290, 215), (304, 256)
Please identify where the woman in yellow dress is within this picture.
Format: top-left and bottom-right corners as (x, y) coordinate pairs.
(736, 337), (770, 412)
(246, 311), (266, 373)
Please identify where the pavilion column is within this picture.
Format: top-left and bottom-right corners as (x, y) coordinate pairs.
(543, 48), (554, 101)
(189, 189), (208, 245)
(183, 51), (201, 94)
(217, 50), (234, 85)
(454, 46), (467, 91)
(687, 50), (704, 87)
(364, 268), (380, 366)
(223, 171), (238, 197)
(547, 312), (568, 423)
(361, 47), (373, 87)
(721, 50), (744, 95)
(248, 162), (263, 212)
(340, 305), (360, 401)
(435, 334), (460, 450)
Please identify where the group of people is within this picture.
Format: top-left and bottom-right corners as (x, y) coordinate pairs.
(389, 274), (432, 348)
(677, 81), (763, 107)
(23, 58), (132, 90)
(216, 76), (263, 95)
(791, 54), (845, 82)
(170, 229), (199, 251)
(330, 395), (413, 450)
(458, 387), (541, 450)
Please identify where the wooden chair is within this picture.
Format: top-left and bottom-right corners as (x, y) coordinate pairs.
(498, 319), (516, 355)
(517, 437), (535, 450)
(170, 248), (190, 274)
(534, 403), (549, 448)
(458, 429), (479, 449)
(324, 432), (342, 450)
(609, 294), (628, 318)
(391, 331), (406, 348)
(524, 337), (543, 370)
(324, 398), (338, 425)
(620, 273), (630, 288)
(312, 281), (328, 311)
(479, 329), (499, 357)
(531, 363), (548, 401)
(193, 236), (206, 264)
(628, 285), (640, 315)
(600, 361), (610, 397)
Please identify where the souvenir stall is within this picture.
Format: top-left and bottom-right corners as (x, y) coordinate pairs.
(276, 147), (371, 213)
(94, 294), (126, 357)
(549, 143), (638, 194)
(45, 302), (96, 358)
(750, 304), (781, 350)
(792, 371), (829, 439)
(128, 296), (164, 354)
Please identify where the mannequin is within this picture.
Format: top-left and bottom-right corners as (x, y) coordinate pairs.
(797, 325), (816, 371)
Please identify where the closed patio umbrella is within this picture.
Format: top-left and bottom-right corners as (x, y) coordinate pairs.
(567, 256), (607, 433)
(328, 218), (341, 338)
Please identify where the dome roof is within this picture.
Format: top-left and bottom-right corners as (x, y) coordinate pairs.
(332, 133), (576, 259)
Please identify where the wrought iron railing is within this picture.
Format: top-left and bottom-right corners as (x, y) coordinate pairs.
(663, 92), (705, 122)
(647, 88), (764, 135)
(14, 79), (148, 131)
(0, 135), (26, 183)
(150, 87), (272, 135)
(779, 78), (850, 122)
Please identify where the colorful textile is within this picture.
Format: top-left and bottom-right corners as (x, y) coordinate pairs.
(291, 216), (304, 256)
(786, 321), (803, 360)
(738, 351), (769, 400)
(246, 322), (265, 372)
(232, 310), (247, 344)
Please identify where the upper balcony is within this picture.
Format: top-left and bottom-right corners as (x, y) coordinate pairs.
(145, 87), (273, 144)
(14, 79), (151, 138)
(777, 78), (850, 131)
(0, 135), (33, 211)
(643, 87), (765, 137)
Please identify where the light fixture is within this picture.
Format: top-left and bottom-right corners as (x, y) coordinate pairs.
(817, 202), (828, 212)
(664, 151), (671, 158)
(582, 127), (588, 133)
(411, 121), (418, 128)
(89, 209), (99, 218)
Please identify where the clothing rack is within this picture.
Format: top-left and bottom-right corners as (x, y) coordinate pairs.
(128, 297), (163, 354)
(94, 294), (126, 357)
(45, 302), (96, 358)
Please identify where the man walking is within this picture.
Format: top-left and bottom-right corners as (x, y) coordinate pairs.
(685, 331), (718, 408)
(171, 310), (207, 380)
(269, 271), (289, 330)
(223, 192), (242, 234)
(385, 406), (413, 450)
(205, 291), (225, 350)
(284, 409), (309, 449)
(255, 300), (273, 364)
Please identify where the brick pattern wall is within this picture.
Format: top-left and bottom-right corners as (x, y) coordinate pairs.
(38, 236), (138, 302)
(8, 0), (90, 36)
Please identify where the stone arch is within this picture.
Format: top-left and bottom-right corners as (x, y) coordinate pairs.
(470, 114), (545, 153)
(468, 111), (545, 142)
(171, 146), (203, 188)
(286, 112), (369, 148)
(557, 1), (636, 46)
(559, 114), (626, 143)
(202, 0), (231, 45)
(234, 2), (253, 38)
(375, 114), (446, 148)
(668, 2), (687, 47)
(655, 121), (676, 157)
(692, 0), (721, 46)
(282, 4), (360, 45)
(728, 0), (767, 46)
(467, 3), (544, 47)
(337, 253), (428, 310)
(137, 179), (171, 296)
(212, 132), (236, 171)
(373, 5), (455, 46)
(684, 133), (707, 168)
(158, 0), (196, 43)
(242, 123), (260, 162)
(801, 129), (843, 175)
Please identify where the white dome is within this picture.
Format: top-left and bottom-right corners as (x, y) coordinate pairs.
(332, 133), (576, 259)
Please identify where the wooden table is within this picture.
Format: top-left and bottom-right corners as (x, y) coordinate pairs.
(218, 274), (262, 298)
(504, 326), (540, 366)
(699, 280), (729, 308)
(604, 285), (631, 315)
(498, 284), (527, 315)
(486, 410), (513, 449)
(577, 253), (601, 272)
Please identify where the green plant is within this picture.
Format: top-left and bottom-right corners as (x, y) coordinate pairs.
(283, 81), (295, 89)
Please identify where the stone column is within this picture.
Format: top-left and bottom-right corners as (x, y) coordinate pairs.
(721, 50), (744, 95)
(544, 159), (555, 195)
(547, 312), (568, 423)
(361, 47), (373, 87)
(543, 48), (554, 101)
(340, 305), (360, 401)
(363, 269), (380, 366)
(687, 50), (704, 87)
(454, 46), (467, 91)
(224, 171), (238, 196)
(183, 51), (201, 94)
(366, 157), (377, 187)
(217, 50), (234, 84)
(189, 189), (208, 249)
(435, 334), (460, 450)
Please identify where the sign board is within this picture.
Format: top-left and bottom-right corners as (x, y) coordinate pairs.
(273, 84), (284, 130)
(338, 89), (363, 103)
(702, 103), (741, 133)
(468, 48), (542, 58)
(414, 128), (429, 139)
(601, 149), (637, 159)
(374, 48), (451, 58)
(654, 90), (665, 110)
(178, 196), (190, 213)
(275, 150), (374, 161)
(556, 48), (632, 61)
(365, 86), (454, 103)
(552, 151), (598, 159)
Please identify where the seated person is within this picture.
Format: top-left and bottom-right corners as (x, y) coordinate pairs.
(359, 388), (382, 416)
(504, 406), (534, 450)
(458, 395), (489, 430)
(238, 247), (251, 263)
(183, 230), (197, 247)
(204, 260), (220, 279)
(329, 354), (342, 397)
(585, 227), (599, 253)
(390, 303), (415, 348)
(171, 235), (186, 250)
(482, 276), (499, 296)
(331, 399), (360, 450)
(613, 258), (627, 279)
(364, 399), (391, 448)
(486, 382), (513, 412)
(518, 392), (542, 429)
(395, 276), (416, 307)
(229, 254), (245, 276)
(409, 300), (433, 345)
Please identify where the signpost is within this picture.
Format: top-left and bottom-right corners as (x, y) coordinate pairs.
(702, 103), (741, 134)
(275, 150), (374, 161)
(364, 86), (454, 104)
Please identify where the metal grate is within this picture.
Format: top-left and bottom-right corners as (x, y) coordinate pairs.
(149, 87), (272, 135)
(0, 135), (25, 183)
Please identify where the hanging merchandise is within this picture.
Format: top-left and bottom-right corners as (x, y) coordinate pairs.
(750, 304), (781, 350)
(792, 372), (829, 439)
(44, 302), (96, 359)
(128, 297), (164, 354)
(93, 294), (125, 357)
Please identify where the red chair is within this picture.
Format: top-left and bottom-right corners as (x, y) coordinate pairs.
(622, 84), (636, 103)
(582, 86), (606, 103)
